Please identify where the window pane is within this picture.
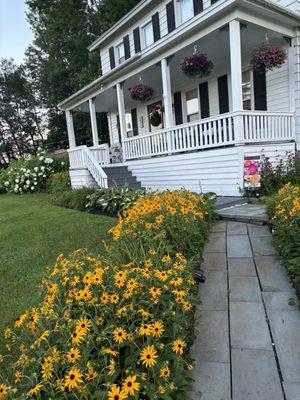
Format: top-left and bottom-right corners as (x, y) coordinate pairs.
(181, 0), (194, 23)
(117, 43), (125, 64)
(242, 70), (252, 110)
(126, 113), (133, 135)
(186, 89), (199, 119)
(143, 22), (154, 47)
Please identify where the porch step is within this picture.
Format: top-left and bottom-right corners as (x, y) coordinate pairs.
(103, 166), (143, 190)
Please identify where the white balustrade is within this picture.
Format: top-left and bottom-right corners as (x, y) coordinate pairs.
(90, 144), (110, 165)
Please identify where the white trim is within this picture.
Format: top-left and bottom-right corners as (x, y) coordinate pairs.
(116, 83), (127, 144)
(66, 110), (76, 149)
(89, 98), (99, 147)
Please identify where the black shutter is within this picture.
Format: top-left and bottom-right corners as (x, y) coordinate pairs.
(199, 82), (210, 118)
(174, 91), (183, 125)
(123, 35), (131, 60)
(166, 1), (176, 33)
(253, 68), (267, 111)
(131, 108), (138, 136)
(211, 0), (219, 4)
(116, 115), (121, 142)
(152, 12), (161, 42)
(109, 46), (115, 70)
(193, 0), (203, 15)
(133, 27), (141, 53)
(218, 75), (229, 114)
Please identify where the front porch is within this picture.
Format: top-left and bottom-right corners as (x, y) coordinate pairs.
(62, 15), (298, 195)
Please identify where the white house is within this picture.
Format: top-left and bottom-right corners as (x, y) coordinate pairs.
(58, 0), (300, 196)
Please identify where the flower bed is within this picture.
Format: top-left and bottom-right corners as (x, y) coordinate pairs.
(267, 183), (300, 298)
(0, 190), (215, 399)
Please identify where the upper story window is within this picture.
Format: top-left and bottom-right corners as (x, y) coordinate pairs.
(116, 42), (125, 65)
(180, 0), (194, 24)
(143, 21), (154, 48)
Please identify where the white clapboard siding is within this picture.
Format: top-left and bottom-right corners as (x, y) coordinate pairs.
(267, 59), (290, 112)
(69, 169), (98, 189)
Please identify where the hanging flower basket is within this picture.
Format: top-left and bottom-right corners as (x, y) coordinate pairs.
(180, 51), (214, 78)
(250, 43), (287, 72)
(129, 84), (154, 102)
(149, 106), (163, 127)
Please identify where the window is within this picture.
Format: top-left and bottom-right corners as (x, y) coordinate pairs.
(186, 89), (199, 122)
(242, 70), (252, 110)
(180, 0), (194, 24)
(143, 21), (154, 48)
(126, 113), (133, 137)
(116, 42), (125, 65)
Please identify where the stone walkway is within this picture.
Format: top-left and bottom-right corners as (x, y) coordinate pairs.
(190, 220), (300, 400)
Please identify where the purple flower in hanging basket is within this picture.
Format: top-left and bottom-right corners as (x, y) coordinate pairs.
(250, 43), (287, 72)
(180, 52), (214, 78)
(129, 84), (154, 102)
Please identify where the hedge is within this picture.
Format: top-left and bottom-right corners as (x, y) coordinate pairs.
(0, 190), (215, 399)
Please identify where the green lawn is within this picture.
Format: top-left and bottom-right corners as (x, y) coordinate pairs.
(0, 193), (116, 350)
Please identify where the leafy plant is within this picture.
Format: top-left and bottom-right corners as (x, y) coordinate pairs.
(267, 183), (300, 299)
(250, 43), (287, 72)
(129, 84), (154, 102)
(86, 187), (145, 215)
(180, 51), (214, 78)
(47, 171), (71, 194)
(51, 188), (95, 212)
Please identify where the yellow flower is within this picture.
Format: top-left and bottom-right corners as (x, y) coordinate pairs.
(64, 368), (83, 390)
(151, 321), (164, 337)
(107, 385), (128, 400)
(76, 317), (92, 333)
(102, 348), (119, 357)
(27, 383), (43, 397)
(110, 293), (120, 304)
(66, 348), (81, 363)
(160, 367), (170, 378)
(100, 292), (109, 304)
(0, 384), (8, 399)
(138, 323), (152, 336)
(113, 327), (127, 344)
(140, 345), (158, 368)
(71, 329), (85, 345)
(122, 375), (140, 396)
(172, 339), (186, 355)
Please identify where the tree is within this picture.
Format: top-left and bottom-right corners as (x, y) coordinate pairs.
(25, 0), (139, 150)
(0, 58), (45, 167)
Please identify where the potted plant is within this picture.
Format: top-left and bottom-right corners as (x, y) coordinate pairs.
(180, 51), (214, 78)
(129, 84), (154, 102)
(250, 42), (287, 72)
(149, 106), (163, 127)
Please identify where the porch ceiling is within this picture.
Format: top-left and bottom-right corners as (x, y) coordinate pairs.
(74, 21), (288, 114)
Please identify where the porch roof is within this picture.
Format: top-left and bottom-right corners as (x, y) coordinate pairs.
(58, 0), (300, 112)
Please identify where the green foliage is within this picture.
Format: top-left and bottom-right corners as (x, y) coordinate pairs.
(51, 188), (95, 212)
(0, 150), (68, 194)
(266, 183), (300, 299)
(86, 186), (145, 215)
(47, 172), (71, 194)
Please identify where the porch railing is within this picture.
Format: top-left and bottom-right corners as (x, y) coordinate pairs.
(122, 111), (295, 161)
(68, 145), (108, 188)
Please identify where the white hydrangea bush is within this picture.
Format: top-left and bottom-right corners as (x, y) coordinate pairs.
(0, 150), (68, 194)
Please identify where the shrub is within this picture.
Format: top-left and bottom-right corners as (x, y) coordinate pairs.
(86, 187), (145, 216)
(51, 188), (95, 212)
(0, 190), (214, 399)
(48, 172), (71, 194)
(0, 150), (68, 194)
(267, 183), (300, 298)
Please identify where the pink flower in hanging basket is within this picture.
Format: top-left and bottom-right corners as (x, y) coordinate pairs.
(180, 51), (214, 78)
(129, 84), (154, 102)
(250, 43), (287, 72)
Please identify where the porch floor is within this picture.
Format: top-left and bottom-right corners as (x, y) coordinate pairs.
(190, 219), (300, 400)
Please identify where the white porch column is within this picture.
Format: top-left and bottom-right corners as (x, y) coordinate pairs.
(65, 110), (76, 149)
(89, 98), (99, 147)
(116, 82), (127, 143)
(161, 58), (173, 128)
(229, 19), (244, 145)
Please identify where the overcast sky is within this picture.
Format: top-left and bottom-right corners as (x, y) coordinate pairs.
(0, 0), (34, 64)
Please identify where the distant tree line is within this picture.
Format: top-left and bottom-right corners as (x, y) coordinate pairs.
(0, 0), (140, 167)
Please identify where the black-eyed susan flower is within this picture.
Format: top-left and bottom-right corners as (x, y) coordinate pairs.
(27, 383), (43, 397)
(151, 321), (164, 337)
(64, 368), (83, 390)
(76, 317), (91, 333)
(71, 329), (85, 345)
(140, 345), (158, 368)
(138, 324), (152, 336)
(160, 366), (170, 378)
(0, 384), (8, 399)
(113, 327), (127, 344)
(107, 385), (128, 400)
(102, 348), (119, 357)
(66, 348), (81, 363)
(122, 375), (140, 396)
(172, 339), (186, 355)
(110, 293), (119, 304)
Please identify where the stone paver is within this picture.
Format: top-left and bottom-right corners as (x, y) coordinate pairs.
(232, 349), (284, 400)
(191, 220), (300, 400)
(230, 302), (272, 350)
(216, 204), (268, 223)
(229, 276), (261, 303)
(189, 362), (231, 400)
(192, 310), (229, 363)
(227, 235), (252, 258)
(228, 257), (256, 277)
(199, 271), (228, 310)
